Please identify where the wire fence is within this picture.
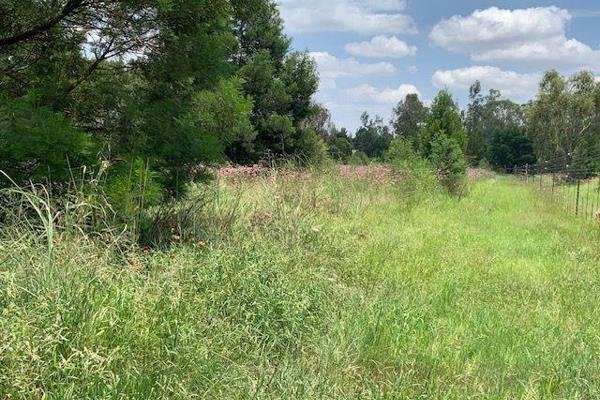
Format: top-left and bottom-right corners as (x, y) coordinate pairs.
(511, 157), (600, 220)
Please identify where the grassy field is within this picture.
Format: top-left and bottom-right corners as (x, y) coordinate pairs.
(2, 169), (600, 399)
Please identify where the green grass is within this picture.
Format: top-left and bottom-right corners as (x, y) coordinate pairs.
(2, 170), (600, 399)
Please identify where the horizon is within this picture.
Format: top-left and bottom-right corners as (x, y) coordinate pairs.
(278, 0), (600, 132)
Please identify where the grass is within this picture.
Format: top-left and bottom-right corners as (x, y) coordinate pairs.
(2, 168), (600, 399)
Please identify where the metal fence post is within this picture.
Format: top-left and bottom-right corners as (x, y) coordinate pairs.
(576, 179), (581, 216)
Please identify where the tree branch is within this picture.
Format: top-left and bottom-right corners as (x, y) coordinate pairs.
(0, 0), (86, 49)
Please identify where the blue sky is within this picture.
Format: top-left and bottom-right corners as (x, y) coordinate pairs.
(276, 0), (600, 132)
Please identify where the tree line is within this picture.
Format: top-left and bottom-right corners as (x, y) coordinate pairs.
(2, 0), (600, 203)
(0, 0), (327, 206)
(324, 70), (600, 180)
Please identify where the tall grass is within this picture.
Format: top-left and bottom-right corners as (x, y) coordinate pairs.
(2, 167), (600, 398)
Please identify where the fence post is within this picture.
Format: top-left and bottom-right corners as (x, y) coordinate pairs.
(525, 164), (529, 182)
(551, 173), (555, 197)
(540, 173), (543, 190)
(576, 179), (581, 216)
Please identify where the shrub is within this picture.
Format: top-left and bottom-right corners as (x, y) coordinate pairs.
(0, 97), (96, 186)
(429, 133), (468, 195)
(103, 158), (165, 235)
(294, 129), (331, 167)
(385, 137), (418, 164)
(348, 151), (370, 166)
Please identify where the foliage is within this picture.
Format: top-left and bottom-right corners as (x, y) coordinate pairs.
(0, 97), (95, 184)
(429, 132), (468, 195)
(490, 128), (537, 170)
(328, 130), (354, 163)
(353, 112), (393, 159)
(465, 81), (524, 164)
(385, 137), (418, 164)
(294, 129), (330, 167)
(348, 151), (371, 166)
(391, 93), (427, 140)
(528, 70), (600, 171)
(417, 91), (468, 158)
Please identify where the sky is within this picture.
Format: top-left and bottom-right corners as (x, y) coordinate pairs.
(276, 0), (600, 132)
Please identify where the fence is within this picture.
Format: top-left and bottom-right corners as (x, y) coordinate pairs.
(512, 158), (600, 220)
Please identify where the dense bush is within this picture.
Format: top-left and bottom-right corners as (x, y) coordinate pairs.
(490, 128), (537, 171)
(429, 133), (468, 195)
(0, 98), (96, 185)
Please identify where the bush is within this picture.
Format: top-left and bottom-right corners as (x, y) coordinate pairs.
(103, 158), (165, 235)
(490, 128), (536, 171)
(294, 129), (331, 167)
(0, 97), (96, 185)
(429, 133), (468, 195)
(348, 151), (370, 166)
(385, 137), (418, 164)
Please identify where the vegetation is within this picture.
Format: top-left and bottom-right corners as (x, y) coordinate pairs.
(4, 1), (600, 397)
(3, 168), (600, 398)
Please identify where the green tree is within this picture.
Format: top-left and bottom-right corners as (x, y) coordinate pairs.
(328, 128), (353, 163)
(416, 91), (468, 194)
(429, 133), (468, 195)
(391, 93), (427, 140)
(466, 81), (524, 164)
(354, 112), (393, 159)
(490, 128), (536, 170)
(528, 70), (600, 172)
(0, 97), (95, 184)
(417, 91), (468, 158)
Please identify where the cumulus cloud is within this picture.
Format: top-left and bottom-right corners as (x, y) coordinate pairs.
(310, 51), (396, 79)
(345, 35), (417, 58)
(430, 6), (600, 70)
(346, 83), (421, 105)
(432, 66), (540, 102)
(310, 52), (397, 100)
(277, 0), (417, 35)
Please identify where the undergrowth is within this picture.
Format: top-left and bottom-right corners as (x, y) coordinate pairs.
(2, 167), (600, 399)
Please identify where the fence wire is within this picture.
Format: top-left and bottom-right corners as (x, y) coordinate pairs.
(512, 163), (600, 220)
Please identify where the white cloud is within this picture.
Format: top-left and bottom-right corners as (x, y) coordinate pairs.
(408, 65), (418, 74)
(346, 83), (421, 105)
(363, 0), (407, 12)
(430, 6), (600, 70)
(310, 51), (396, 79)
(277, 0), (417, 35)
(432, 66), (540, 102)
(345, 35), (417, 58)
(310, 52), (396, 97)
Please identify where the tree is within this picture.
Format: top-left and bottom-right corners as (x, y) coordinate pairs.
(415, 90), (467, 194)
(354, 112), (393, 159)
(490, 128), (536, 170)
(230, 0), (321, 163)
(528, 70), (600, 172)
(328, 128), (353, 163)
(417, 90), (467, 158)
(429, 133), (467, 195)
(466, 81), (524, 164)
(0, 96), (95, 184)
(391, 93), (427, 140)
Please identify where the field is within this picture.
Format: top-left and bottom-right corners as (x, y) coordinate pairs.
(2, 168), (600, 399)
